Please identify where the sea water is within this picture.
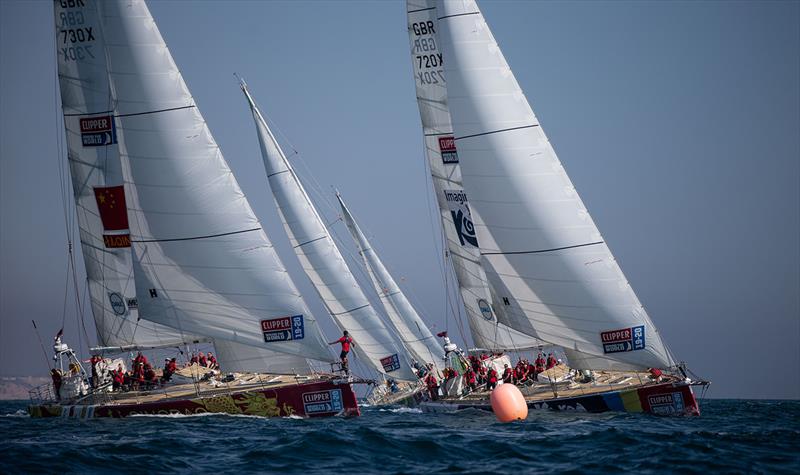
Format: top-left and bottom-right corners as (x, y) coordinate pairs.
(0, 399), (797, 473)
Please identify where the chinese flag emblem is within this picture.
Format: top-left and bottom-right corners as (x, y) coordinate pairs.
(93, 185), (130, 231)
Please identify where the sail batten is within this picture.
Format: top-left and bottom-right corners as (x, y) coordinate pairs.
(436, 0), (673, 370)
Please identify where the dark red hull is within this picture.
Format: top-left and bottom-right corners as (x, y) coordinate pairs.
(29, 380), (359, 419)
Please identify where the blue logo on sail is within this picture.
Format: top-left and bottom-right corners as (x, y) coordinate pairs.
(601, 325), (645, 354)
(444, 189), (478, 248)
(260, 315), (305, 342)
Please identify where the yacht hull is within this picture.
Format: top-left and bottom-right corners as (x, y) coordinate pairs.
(28, 379), (359, 419)
(420, 381), (702, 416)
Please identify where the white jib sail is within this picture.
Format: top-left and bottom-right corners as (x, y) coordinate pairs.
(54, 0), (200, 350)
(336, 193), (444, 369)
(99, 0), (333, 363)
(407, 0), (542, 352)
(436, 0), (673, 370)
(240, 84), (417, 381)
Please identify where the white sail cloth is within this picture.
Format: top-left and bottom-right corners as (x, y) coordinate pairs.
(436, 0), (672, 370)
(406, 0), (542, 352)
(240, 85), (417, 381)
(54, 0), (200, 350)
(98, 0), (333, 362)
(213, 340), (311, 375)
(336, 193), (444, 369)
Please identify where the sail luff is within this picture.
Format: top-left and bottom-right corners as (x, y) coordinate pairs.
(240, 84), (417, 381)
(436, 0), (673, 370)
(406, 0), (543, 352)
(336, 193), (444, 369)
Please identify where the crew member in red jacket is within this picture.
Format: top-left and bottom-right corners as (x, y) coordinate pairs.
(546, 353), (558, 369)
(329, 331), (355, 374)
(464, 368), (478, 392)
(502, 364), (514, 384)
(486, 367), (499, 390)
(424, 373), (439, 400)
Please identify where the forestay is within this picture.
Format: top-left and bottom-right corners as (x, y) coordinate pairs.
(436, 0), (672, 370)
(100, 0), (333, 362)
(336, 193), (443, 369)
(406, 0), (542, 352)
(240, 84), (417, 381)
(54, 0), (199, 350)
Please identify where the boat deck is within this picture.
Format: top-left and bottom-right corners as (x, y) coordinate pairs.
(73, 366), (340, 407)
(448, 366), (674, 404)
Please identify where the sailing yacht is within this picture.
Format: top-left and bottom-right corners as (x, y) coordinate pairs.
(29, 0), (361, 419)
(406, 0), (708, 415)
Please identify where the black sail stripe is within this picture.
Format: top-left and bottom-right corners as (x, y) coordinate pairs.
(455, 124), (540, 141)
(437, 12), (480, 21)
(481, 241), (604, 256)
(131, 227), (261, 243)
(329, 304), (370, 316)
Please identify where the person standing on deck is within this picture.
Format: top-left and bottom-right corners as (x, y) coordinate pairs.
(89, 354), (102, 388)
(329, 331), (355, 374)
(487, 367), (499, 390)
(502, 364), (514, 384)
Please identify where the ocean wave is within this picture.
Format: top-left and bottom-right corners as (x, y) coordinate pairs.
(0, 409), (28, 418)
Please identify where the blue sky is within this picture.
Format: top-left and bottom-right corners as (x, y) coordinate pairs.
(1, 0), (798, 399)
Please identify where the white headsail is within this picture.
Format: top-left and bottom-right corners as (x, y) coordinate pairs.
(240, 84), (417, 381)
(336, 193), (443, 369)
(407, 0), (542, 352)
(97, 0), (333, 362)
(54, 0), (201, 350)
(436, 0), (673, 370)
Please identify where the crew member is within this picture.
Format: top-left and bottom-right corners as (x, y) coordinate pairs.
(329, 331), (355, 374)
(198, 352), (208, 368)
(486, 367), (499, 390)
(207, 352), (218, 369)
(89, 354), (102, 388)
(161, 358), (177, 383)
(424, 372), (439, 400)
(464, 368), (477, 392)
(502, 364), (514, 384)
(50, 368), (62, 400)
(648, 367), (663, 382)
(546, 353), (558, 369)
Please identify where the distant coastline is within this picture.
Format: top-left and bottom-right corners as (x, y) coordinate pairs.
(0, 376), (50, 400)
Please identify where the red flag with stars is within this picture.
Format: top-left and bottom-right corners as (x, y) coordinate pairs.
(93, 186), (129, 231)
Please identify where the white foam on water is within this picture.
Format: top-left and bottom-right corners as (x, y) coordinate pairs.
(0, 409), (29, 418)
(378, 407), (423, 414)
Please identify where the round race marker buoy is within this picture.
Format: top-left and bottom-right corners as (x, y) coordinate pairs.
(490, 383), (528, 422)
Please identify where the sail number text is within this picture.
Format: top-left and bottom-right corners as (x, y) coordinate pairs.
(411, 20), (445, 85)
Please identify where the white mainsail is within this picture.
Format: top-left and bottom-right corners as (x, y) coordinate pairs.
(436, 0), (673, 370)
(54, 0), (200, 350)
(240, 84), (417, 381)
(213, 340), (311, 375)
(336, 193), (443, 369)
(406, 0), (542, 352)
(98, 0), (333, 363)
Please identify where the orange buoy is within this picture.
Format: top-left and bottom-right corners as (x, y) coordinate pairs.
(490, 383), (528, 422)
